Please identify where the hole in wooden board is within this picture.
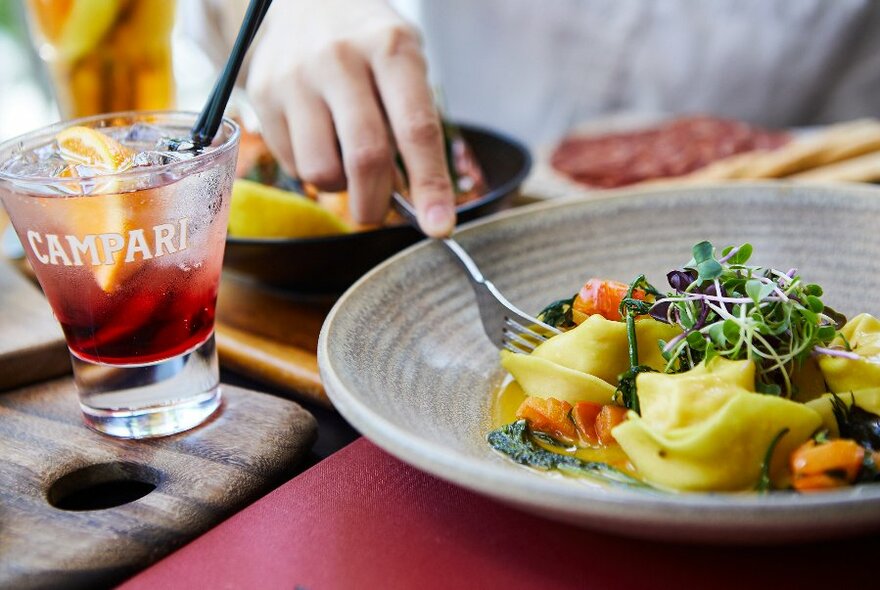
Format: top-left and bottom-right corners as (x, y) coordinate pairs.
(47, 462), (162, 511)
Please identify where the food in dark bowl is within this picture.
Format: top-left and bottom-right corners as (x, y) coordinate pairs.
(223, 123), (531, 294)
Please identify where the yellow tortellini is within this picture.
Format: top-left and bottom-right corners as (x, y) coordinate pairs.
(635, 356), (756, 432)
(806, 389), (880, 437)
(500, 315), (680, 405)
(819, 313), (880, 393)
(612, 358), (822, 491)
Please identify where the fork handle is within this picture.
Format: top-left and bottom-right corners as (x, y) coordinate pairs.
(439, 238), (486, 283)
(391, 192), (486, 284)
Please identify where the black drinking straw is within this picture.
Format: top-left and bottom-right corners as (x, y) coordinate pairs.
(191, 0), (273, 148)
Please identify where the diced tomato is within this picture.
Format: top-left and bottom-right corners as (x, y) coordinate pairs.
(515, 397), (577, 443)
(572, 402), (603, 445)
(790, 439), (865, 491)
(595, 405), (629, 446)
(573, 278), (646, 321)
(792, 473), (850, 492)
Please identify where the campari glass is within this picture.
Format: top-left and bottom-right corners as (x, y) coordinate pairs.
(0, 111), (239, 438)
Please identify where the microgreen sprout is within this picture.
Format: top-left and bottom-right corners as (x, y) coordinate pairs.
(614, 275), (660, 413)
(645, 241), (846, 398)
(756, 427), (789, 493)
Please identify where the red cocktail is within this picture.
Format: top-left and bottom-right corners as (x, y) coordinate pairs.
(0, 111), (239, 438)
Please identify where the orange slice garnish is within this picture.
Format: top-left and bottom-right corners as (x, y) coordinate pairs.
(56, 125), (132, 171)
(53, 126), (149, 293)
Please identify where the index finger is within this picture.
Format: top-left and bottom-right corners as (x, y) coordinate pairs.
(370, 28), (456, 237)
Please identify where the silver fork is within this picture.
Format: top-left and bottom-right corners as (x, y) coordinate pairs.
(391, 192), (561, 353)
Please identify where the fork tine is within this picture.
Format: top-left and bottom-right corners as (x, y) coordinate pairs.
(504, 316), (549, 344)
(502, 339), (534, 355)
(502, 327), (540, 353)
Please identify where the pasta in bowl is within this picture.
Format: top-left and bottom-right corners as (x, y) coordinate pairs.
(318, 182), (880, 542)
(490, 242), (880, 493)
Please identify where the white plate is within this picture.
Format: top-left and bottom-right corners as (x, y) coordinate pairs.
(318, 182), (880, 543)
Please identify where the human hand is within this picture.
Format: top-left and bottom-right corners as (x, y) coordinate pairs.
(247, 0), (456, 237)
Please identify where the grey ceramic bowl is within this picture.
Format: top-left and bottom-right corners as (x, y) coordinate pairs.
(318, 182), (880, 544)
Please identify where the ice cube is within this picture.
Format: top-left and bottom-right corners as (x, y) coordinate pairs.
(131, 151), (169, 167)
(157, 136), (196, 152)
(73, 164), (104, 177)
(121, 123), (166, 145)
(131, 150), (194, 168)
(32, 155), (71, 177)
(0, 143), (71, 178)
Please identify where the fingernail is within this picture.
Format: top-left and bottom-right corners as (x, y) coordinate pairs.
(423, 203), (455, 237)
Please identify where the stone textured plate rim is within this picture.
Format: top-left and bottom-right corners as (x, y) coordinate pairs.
(319, 181), (880, 531)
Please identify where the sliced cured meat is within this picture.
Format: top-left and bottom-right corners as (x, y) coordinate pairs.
(550, 115), (790, 188)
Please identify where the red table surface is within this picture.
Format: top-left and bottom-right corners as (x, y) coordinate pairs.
(121, 438), (878, 590)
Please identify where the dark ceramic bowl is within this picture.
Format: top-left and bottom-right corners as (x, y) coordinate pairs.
(223, 124), (531, 294)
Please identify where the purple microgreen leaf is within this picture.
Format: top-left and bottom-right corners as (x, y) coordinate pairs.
(667, 270), (695, 292)
(649, 299), (672, 323)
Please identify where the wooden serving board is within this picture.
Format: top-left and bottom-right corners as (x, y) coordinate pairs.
(0, 378), (317, 589)
(215, 272), (333, 406)
(0, 259), (69, 390)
